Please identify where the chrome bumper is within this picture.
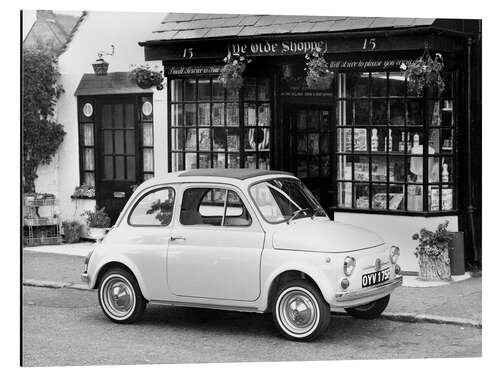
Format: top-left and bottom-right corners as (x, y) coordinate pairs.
(335, 275), (403, 302)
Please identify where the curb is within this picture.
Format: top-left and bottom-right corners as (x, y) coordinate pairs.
(23, 279), (92, 292)
(23, 279), (482, 329)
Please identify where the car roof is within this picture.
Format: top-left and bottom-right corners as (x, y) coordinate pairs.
(177, 168), (294, 180)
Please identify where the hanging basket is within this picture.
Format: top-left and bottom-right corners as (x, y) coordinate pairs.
(417, 246), (451, 281)
(305, 48), (334, 90)
(401, 46), (445, 96)
(129, 66), (164, 90)
(218, 52), (251, 89)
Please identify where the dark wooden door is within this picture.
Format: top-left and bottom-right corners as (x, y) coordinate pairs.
(286, 106), (334, 216)
(96, 98), (139, 224)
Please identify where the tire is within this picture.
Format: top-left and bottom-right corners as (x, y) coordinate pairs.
(98, 268), (147, 324)
(273, 280), (331, 341)
(345, 295), (390, 319)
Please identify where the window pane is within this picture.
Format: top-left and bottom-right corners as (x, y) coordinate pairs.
(198, 128), (210, 151)
(83, 124), (94, 146)
(198, 103), (210, 126)
(212, 80), (224, 100)
(84, 149), (94, 170)
(407, 100), (423, 125)
(104, 156), (113, 179)
(227, 128), (240, 152)
(172, 152), (184, 171)
(228, 154), (240, 168)
(441, 100), (453, 127)
(171, 129), (184, 151)
(171, 104), (183, 126)
(124, 104), (134, 128)
(389, 100), (405, 125)
(337, 128), (352, 152)
(125, 130), (135, 154)
(181, 188), (226, 225)
(170, 80), (183, 102)
(185, 129), (196, 151)
(346, 72), (369, 97)
(372, 156), (386, 182)
(184, 79), (196, 101)
(142, 123), (153, 147)
(245, 154), (257, 169)
(257, 78), (270, 100)
(372, 184), (387, 210)
(84, 172), (95, 187)
(102, 104), (112, 127)
(353, 128), (368, 151)
(198, 79), (211, 101)
(185, 104), (196, 126)
(143, 149), (153, 172)
(371, 72), (387, 97)
(354, 184), (369, 209)
(244, 103), (257, 126)
(126, 156), (136, 180)
(337, 155), (352, 180)
(407, 185), (423, 211)
(389, 156), (405, 182)
(259, 153), (270, 170)
(103, 130), (113, 154)
(337, 182), (352, 207)
(199, 153), (210, 168)
(227, 87), (239, 101)
(226, 103), (239, 126)
(354, 156), (369, 181)
(212, 103), (224, 126)
(353, 101), (369, 124)
(114, 130), (124, 154)
(372, 100), (387, 125)
(442, 187), (453, 211)
(129, 188), (175, 226)
(429, 185), (440, 211)
(213, 127), (226, 152)
(258, 104), (270, 126)
(212, 153), (226, 168)
(428, 156), (440, 183)
(389, 72), (405, 96)
(244, 78), (256, 100)
(115, 156), (125, 180)
(224, 191), (252, 226)
(185, 153), (197, 170)
(389, 185), (405, 210)
(442, 157), (453, 183)
(113, 104), (123, 128)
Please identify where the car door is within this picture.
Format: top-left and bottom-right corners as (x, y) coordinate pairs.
(167, 183), (265, 302)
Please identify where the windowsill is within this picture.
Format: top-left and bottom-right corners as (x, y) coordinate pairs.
(70, 195), (96, 200)
(331, 207), (459, 217)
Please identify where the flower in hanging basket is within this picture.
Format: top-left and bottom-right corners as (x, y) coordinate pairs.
(401, 51), (445, 96)
(218, 52), (251, 89)
(129, 64), (165, 90)
(304, 47), (334, 90)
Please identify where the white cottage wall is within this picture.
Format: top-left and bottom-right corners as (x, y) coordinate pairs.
(34, 11), (164, 222)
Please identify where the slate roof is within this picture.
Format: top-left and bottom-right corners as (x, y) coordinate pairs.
(74, 72), (153, 96)
(145, 13), (436, 42)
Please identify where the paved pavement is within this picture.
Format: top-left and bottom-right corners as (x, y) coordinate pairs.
(22, 286), (481, 366)
(22, 245), (482, 326)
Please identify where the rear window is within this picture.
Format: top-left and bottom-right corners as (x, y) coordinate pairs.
(128, 187), (175, 226)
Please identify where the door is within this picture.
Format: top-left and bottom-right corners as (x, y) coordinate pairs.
(96, 98), (139, 224)
(286, 106), (334, 215)
(167, 185), (265, 301)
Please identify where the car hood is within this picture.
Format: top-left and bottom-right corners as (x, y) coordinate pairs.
(272, 219), (385, 253)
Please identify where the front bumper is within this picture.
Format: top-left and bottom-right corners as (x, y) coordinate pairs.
(334, 275), (403, 303)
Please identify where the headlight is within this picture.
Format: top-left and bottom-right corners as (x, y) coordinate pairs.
(390, 245), (400, 264)
(343, 256), (356, 276)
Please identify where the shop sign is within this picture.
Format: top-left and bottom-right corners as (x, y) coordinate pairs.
(329, 58), (420, 70)
(165, 65), (222, 76)
(229, 40), (327, 56)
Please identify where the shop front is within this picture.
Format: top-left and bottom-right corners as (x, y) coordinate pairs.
(138, 15), (481, 272)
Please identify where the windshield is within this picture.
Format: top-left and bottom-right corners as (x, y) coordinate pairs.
(249, 178), (327, 223)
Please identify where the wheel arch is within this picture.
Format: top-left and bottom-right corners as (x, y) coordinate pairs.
(264, 269), (328, 312)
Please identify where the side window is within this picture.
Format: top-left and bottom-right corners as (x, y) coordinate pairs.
(180, 187), (252, 227)
(129, 187), (175, 226)
(224, 191), (252, 227)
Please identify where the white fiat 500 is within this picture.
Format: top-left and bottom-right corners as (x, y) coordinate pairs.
(82, 169), (402, 341)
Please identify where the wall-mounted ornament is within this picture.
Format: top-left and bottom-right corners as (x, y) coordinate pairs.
(82, 103), (93, 117)
(92, 45), (115, 76)
(142, 101), (153, 117)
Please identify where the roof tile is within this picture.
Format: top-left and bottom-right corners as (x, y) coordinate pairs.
(310, 21), (339, 32)
(255, 15), (278, 26)
(205, 26), (245, 38)
(163, 13), (196, 22)
(239, 15), (260, 26)
(291, 22), (315, 33)
(173, 29), (210, 39)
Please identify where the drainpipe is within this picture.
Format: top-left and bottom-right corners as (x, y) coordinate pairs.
(466, 36), (478, 264)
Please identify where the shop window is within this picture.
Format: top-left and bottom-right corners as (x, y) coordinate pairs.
(336, 71), (456, 213)
(169, 77), (271, 171)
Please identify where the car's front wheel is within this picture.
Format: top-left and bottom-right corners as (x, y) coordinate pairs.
(98, 268), (146, 323)
(273, 280), (331, 341)
(344, 295), (390, 319)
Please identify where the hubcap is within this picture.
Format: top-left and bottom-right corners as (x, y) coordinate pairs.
(101, 276), (135, 319)
(278, 288), (319, 336)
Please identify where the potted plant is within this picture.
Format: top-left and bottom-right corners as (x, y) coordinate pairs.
(62, 220), (82, 243)
(400, 48), (445, 96)
(412, 220), (454, 281)
(304, 47), (334, 90)
(218, 52), (251, 89)
(83, 206), (111, 241)
(71, 184), (95, 199)
(129, 64), (165, 90)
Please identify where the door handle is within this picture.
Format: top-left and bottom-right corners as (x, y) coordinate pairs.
(170, 235), (186, 242)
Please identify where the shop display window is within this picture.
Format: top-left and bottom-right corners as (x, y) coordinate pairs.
(169, 77), (271, 171)
(336, 71), (456, 213)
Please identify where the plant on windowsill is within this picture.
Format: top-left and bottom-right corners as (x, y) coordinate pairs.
(71, 184), (95, 199)
(218, 52), (251, 89)
(129, 64), (165, 90)
(304, 47), (334, 90)
(83, 206), (111, 241)
(412, 220), (454, 281)
(400, 46), (445, 96)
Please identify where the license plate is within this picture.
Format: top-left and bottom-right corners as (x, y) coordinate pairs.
(362, 268), (390, 288)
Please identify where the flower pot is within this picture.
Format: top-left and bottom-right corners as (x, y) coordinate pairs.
(87, 227), (107, 241)
(418, 246), (451, 281)
(92, 59), (109, 75)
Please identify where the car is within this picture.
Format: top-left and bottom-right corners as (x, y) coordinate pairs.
(82, 168), (402, 341)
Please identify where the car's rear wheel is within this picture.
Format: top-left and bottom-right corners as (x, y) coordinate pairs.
(273, 280), (331, 341)
(98, 268), (146, 323)
(344, 295), (390, 319)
